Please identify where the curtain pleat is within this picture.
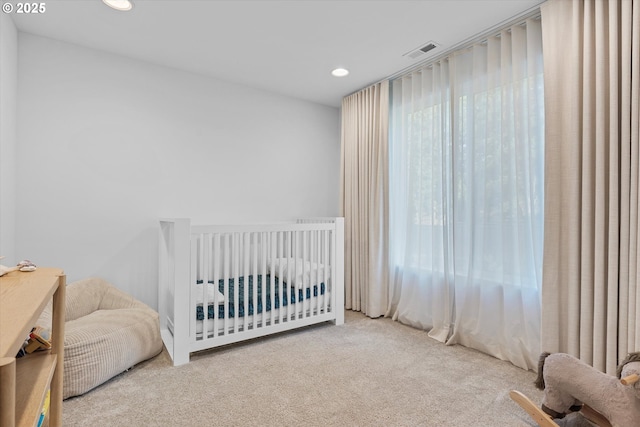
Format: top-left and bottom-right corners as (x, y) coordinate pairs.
(541, 0), (639, 374)
(628, 0), (640, 356)
(340, 81), (390, 318)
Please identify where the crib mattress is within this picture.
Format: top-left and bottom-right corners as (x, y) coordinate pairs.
(196, 274), (326, 320)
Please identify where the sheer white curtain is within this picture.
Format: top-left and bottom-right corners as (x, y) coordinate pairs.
(388, 60), (455, 342)
(389, 18), (544, 370)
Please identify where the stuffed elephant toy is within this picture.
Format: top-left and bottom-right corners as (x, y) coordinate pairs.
(535, 351), (640, 427)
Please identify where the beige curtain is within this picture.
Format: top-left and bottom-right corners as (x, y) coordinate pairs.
(541, 0), (640, 374)
(340, 80), (389, 318)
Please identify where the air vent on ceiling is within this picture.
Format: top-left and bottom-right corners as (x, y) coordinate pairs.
(403, 41), (440, 60)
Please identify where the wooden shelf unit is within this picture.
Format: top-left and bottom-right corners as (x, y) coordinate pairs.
(0, 268), (65, 427)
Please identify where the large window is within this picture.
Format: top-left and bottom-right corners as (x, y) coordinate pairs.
(388, 19), (544, 370)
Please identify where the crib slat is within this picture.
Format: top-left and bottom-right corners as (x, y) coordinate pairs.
(223, 234), (230, 335)
(232, 232), (239, 331)
(190, 235), (199, 342)
(302, 230), (308, 318)
(277, 232), (283, 325)
(250, 232), (256, 330)
(304, 229), (309, 318)
(314, 229), (320, 316)
(279, 232), (285, 324)
(298, 230), (304, 320)
(260, 232), (267, 328)
(323, 229), (329, 315)
(286, 231), (293, 321)
(269, 232), (276, 326)
(201, 233), (211, 339)
(309, 230), (315, 317)
(212, 233), (220, 338)
(242, 233), (249, 331)
(309, 230), (313, 317)
(312, 229), (316, 317)
(299, 230), (304, 319)
(290, 231), (297, 320)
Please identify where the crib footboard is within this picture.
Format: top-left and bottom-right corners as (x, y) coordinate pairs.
(159, 218), (344, 366)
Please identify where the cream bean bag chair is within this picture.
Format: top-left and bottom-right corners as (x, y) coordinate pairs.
(40, 277), (162, 399)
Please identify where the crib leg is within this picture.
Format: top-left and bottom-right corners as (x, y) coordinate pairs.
(332, 308), (345, 326)
(173, 346), (190, 366)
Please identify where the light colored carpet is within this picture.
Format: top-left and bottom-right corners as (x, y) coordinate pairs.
(63, 310), (543, 426)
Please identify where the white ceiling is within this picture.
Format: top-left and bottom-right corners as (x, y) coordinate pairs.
(10, 0), (545, 108)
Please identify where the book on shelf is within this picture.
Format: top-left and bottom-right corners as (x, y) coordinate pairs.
(37, 389), (50, 427)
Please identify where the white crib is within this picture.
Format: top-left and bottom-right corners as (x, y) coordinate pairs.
(158, 218), (345, 366)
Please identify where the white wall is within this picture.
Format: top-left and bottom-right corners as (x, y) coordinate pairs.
(17, 33), (340, 308)
(0, 14), (18, 261)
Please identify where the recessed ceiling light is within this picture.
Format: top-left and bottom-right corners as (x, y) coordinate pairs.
(102, 0), (133, 11)
(331, 68), (349, 77)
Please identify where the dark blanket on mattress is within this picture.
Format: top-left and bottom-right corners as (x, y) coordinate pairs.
(196, 274), (326, 320)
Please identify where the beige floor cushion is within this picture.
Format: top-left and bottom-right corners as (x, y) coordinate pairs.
(40, 277), (162, 399)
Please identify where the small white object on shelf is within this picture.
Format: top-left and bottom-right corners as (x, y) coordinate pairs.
(0, 258), (37, 276)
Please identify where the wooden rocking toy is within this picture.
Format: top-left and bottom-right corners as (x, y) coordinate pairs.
(510, 352), (640, 427)
(510, 389), (618, 427)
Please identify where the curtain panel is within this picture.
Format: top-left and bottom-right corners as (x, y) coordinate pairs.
(340, 81), (390, 318)
(388, 18), (545, 370)
(541, 0), (640, 374)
